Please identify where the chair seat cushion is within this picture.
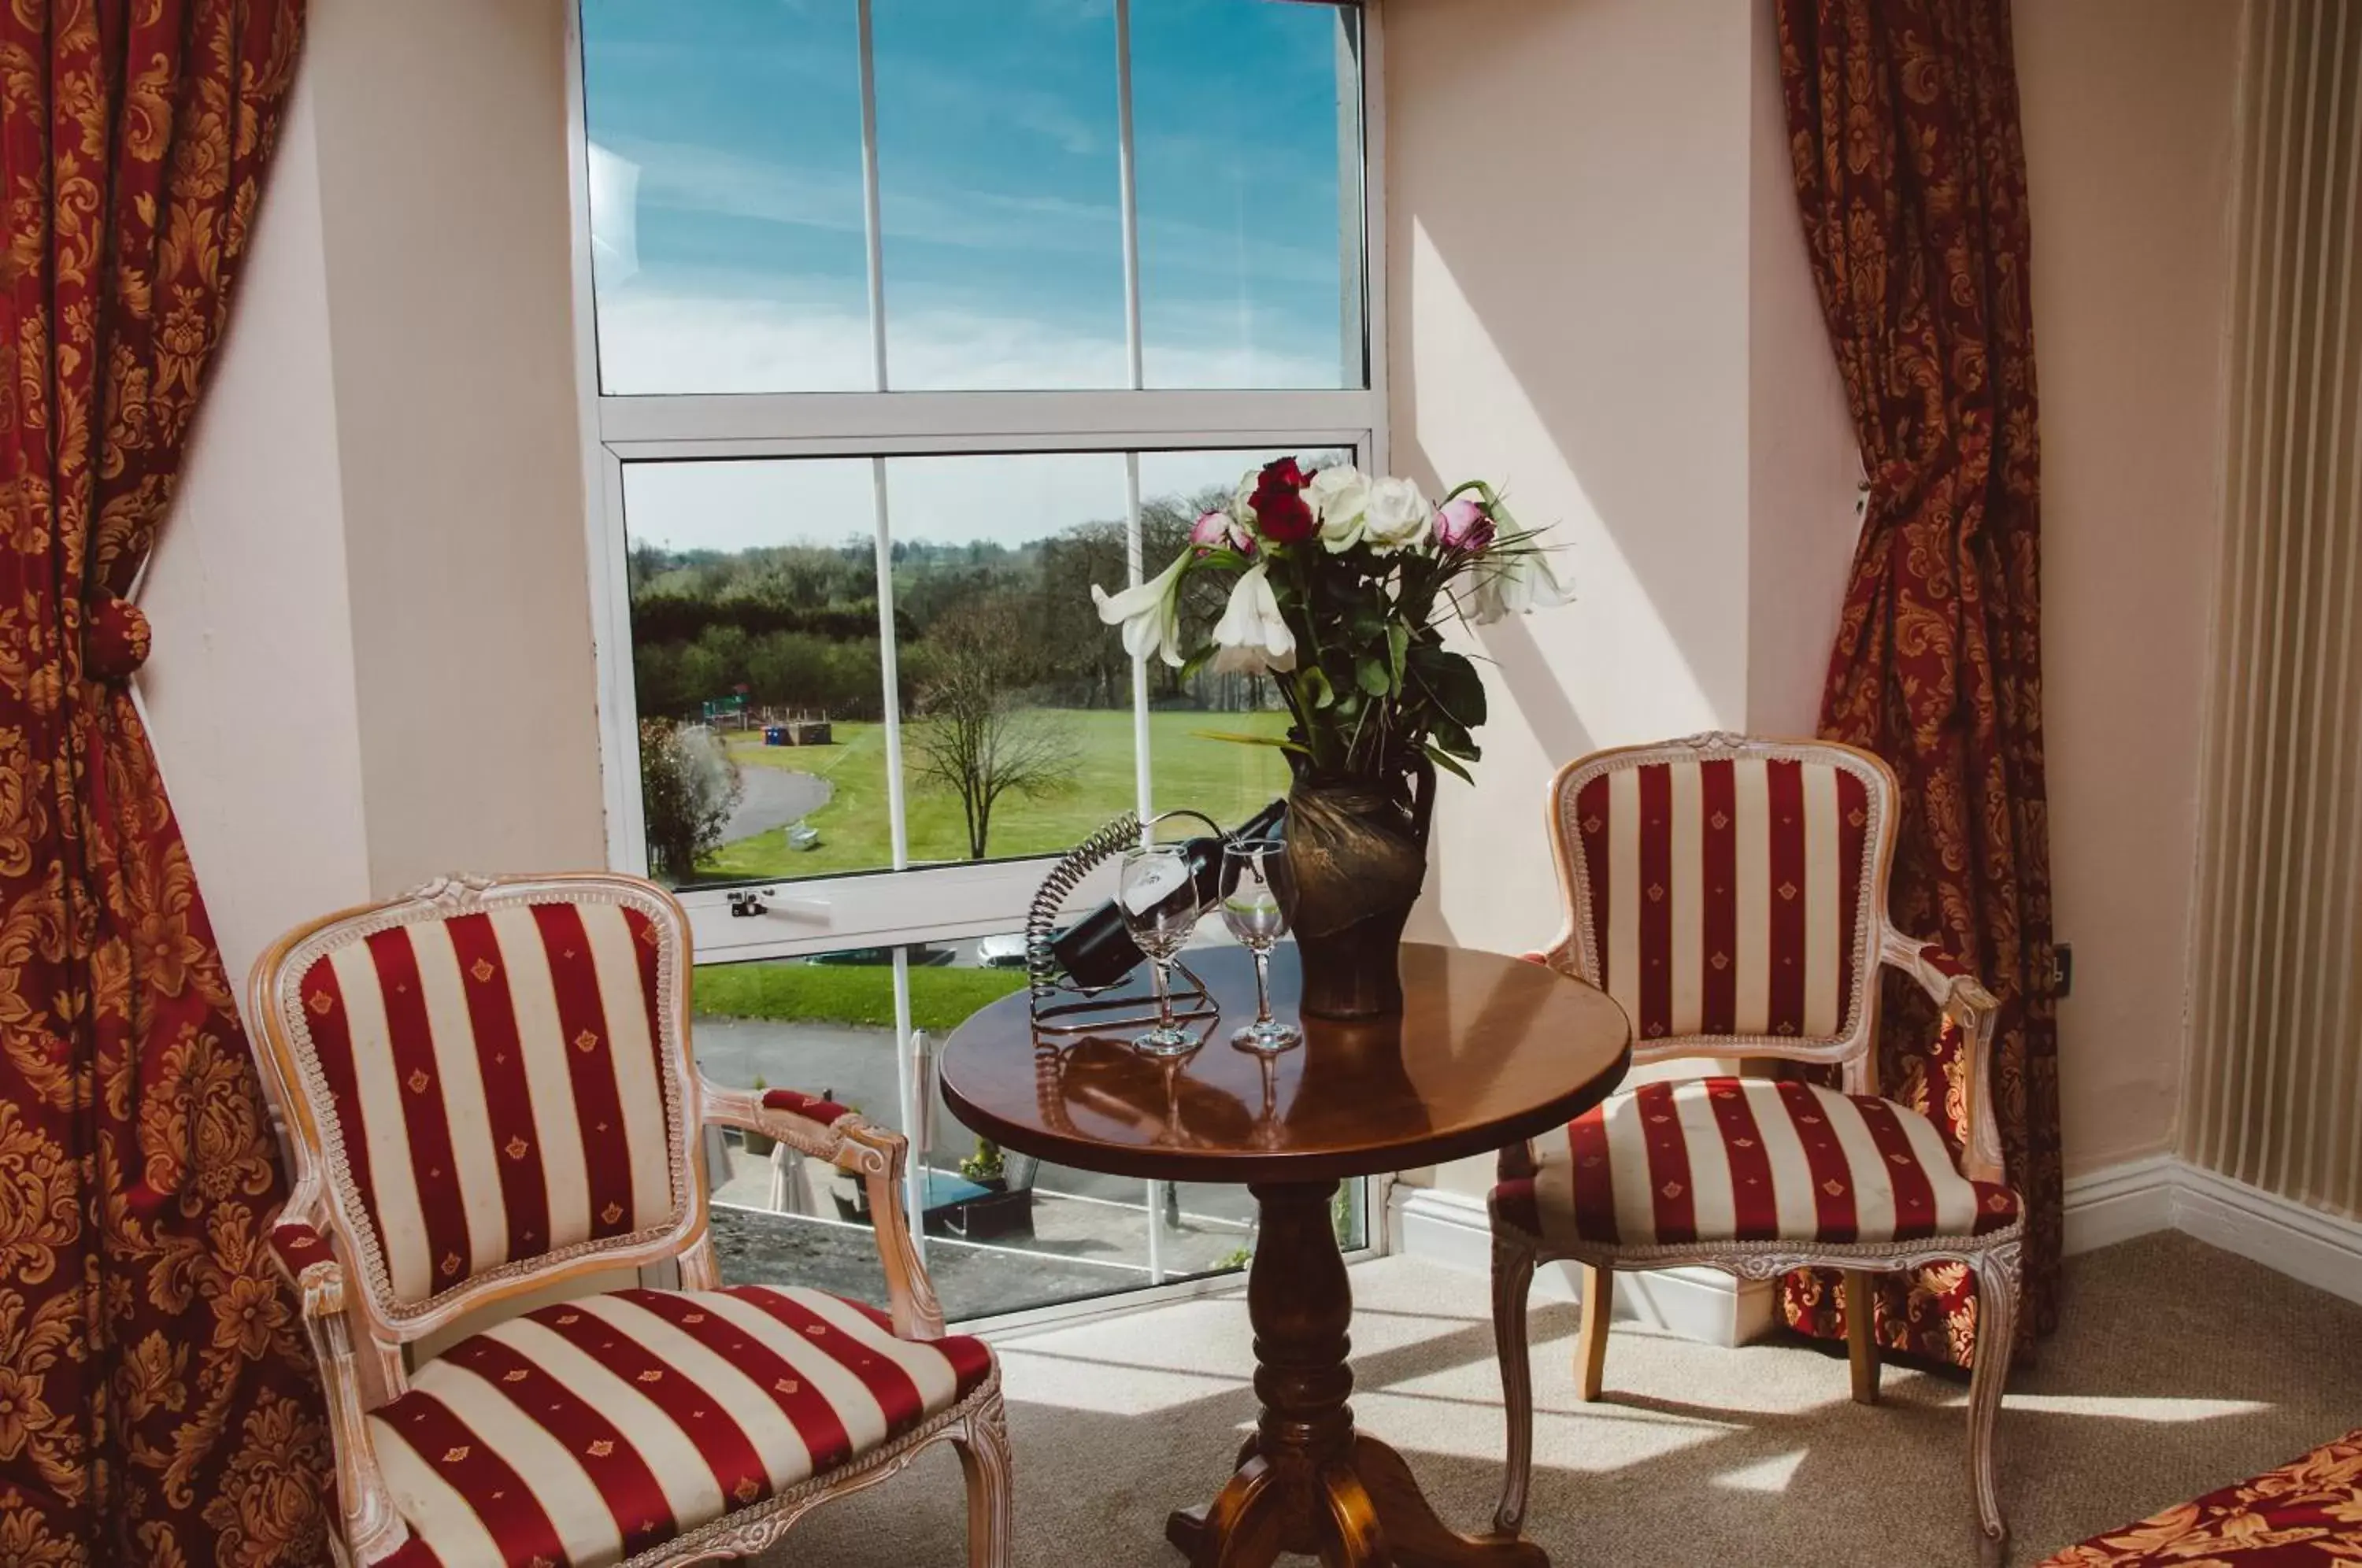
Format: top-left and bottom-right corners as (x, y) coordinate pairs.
(1494, 1077), (2020, 1250)
(370, 1284), (994, 1568)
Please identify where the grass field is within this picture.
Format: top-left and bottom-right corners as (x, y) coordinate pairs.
(692, 960), (1027, 1033)
(701, 708), (1291, 880)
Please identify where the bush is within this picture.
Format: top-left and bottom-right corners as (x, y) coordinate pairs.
(639, 719), (742, 879)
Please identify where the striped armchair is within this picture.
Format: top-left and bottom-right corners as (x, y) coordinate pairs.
(247, 872), (1011, 1568)
(1490, 734), (2023, 1565)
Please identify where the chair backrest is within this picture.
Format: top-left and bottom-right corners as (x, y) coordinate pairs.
(1542, 733), (1898, 1076)
(250, 873), (703, 1334)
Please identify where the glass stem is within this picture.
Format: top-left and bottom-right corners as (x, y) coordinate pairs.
(1152, 953), (1174, 1030)
(1253, 946), (1273, 1025)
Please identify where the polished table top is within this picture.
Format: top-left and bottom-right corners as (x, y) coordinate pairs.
(938, 943), (1631, 1186)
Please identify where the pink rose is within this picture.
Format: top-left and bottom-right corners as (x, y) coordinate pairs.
(1435, 496), (1496, 553)
(1190, 509), (1253, 556)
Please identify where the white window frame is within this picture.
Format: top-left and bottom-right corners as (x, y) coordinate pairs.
(561, 2), (1390, 1307)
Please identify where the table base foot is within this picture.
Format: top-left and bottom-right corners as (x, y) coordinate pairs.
(1167, 1436), (1548, 1568)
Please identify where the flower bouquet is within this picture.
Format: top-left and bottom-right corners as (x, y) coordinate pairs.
(1092, 457), (1565, 1018)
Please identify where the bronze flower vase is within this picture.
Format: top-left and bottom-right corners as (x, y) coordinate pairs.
(1280, 762), (1434, 1020)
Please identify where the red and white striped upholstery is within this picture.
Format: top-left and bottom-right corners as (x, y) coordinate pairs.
(283, 892), (691, 1318)
(1560, 746), (1882, 1048)
(370, 1285), (994, 1568)
(1494, 1078), (2020, 1249)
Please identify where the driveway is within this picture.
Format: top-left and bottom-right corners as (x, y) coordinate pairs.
(721, 761), (831, 844)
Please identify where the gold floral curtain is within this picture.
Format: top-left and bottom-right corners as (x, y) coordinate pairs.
(1775, 0), (2062, 1364)
(0, 3), (328, 1563)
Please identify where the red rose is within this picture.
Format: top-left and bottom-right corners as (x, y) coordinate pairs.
(1251, 479), (1315, 544)
(1249, 457), (1316, 543)
(1261, 457), (1310, 491)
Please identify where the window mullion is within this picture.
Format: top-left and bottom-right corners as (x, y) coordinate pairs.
(1115, 0), (1145, 392)
(857, 0), (889, 394)
(1127, 451), (1153, 826)
(871, 457), (910, 871)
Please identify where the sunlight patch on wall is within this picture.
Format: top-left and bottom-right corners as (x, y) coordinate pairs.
(1405, 218), (1726, 742)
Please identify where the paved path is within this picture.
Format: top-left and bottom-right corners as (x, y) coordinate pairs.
(721, 761), (831, 844)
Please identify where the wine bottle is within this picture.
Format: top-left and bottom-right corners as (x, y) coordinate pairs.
(1050, 798), (1287, 991)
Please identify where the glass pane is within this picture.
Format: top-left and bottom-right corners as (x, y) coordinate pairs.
(884, 453), (1138, 865)
(923, 934), (1229, 1319)
(580, 1), (875, 394)
(696, 947), (915, 1312)
(1131, 0), (1364, 389)
(872, 0), (1127, 389)
(622, 459), (896, 886)
(1133, 449), (1349, 831)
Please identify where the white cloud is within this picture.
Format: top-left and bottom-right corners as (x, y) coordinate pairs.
(594, 284), (1336, 395)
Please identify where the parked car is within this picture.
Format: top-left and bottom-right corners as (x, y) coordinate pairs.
(976, 933), (1029, 969)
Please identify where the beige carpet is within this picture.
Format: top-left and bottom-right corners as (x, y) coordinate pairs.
(763, 1232), (2362, 1566)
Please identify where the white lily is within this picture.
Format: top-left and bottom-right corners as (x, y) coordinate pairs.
(1092, 550), (1190, 668)
(1309, 465), (1372, 553)
(1362, 475), (1434, 553)
(1206, 562), (1297, 675)
(1470, 545), (1571, 624)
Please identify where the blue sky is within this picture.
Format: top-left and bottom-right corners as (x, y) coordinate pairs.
(581, 0), (1364, 397)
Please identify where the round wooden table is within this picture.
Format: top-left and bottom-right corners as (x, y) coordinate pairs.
(939, 942), (1631, 1568)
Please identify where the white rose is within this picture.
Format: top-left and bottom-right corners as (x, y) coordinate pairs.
(1231, 470), (1261, 529)
(1308, 465), (1372, 553)
(1362, 476), (1434, 553)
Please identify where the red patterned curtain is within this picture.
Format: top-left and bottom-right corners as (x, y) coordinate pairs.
(1774, 0), (2060, 1364)
(0, 4), (328, 1564)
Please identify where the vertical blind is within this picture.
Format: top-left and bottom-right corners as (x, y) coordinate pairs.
(2186, 0), (2362, 1216)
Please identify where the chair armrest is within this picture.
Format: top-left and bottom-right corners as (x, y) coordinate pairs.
(265, 1198), (409, 1562)
(1879, 927), (2005, 1186)
(269, 1219), (343, 1311)
(701, 1079), (947, 1341)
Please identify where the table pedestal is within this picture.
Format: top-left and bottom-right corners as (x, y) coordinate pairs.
(1165, 1182), (1548, 1568)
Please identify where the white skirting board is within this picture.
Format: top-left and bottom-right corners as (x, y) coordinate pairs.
(1386, 1185), (1778, 1348)
(2060, 1153), (2362, 1307)
(1388, 1154), (2362, 1347)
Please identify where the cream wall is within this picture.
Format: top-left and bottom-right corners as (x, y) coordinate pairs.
(1390, 0), (1761, 964)
(144, 0), (605, 990)
(1390, 0), (2241, 1195)
(143, 70), (373, 989)
(2017, 0), (2241, 1176)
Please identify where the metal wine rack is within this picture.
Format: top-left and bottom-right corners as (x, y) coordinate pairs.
(1024, 808), (1225, 1037)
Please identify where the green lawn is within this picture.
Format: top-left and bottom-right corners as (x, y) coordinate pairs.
(700, 708), (1290, 881)
(693, 960), (1029, 1032)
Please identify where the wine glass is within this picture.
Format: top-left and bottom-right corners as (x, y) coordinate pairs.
(1119, 845), (1202, 1057)
(1220, 842), (1300, 1054)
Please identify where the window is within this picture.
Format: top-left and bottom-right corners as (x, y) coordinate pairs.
(571, 0), (1381, 1324)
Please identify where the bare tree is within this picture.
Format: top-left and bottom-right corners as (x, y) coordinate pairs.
(910, 594), (1080, 860)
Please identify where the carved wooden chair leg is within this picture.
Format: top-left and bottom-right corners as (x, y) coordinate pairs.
(954, 1392), (1016, 1568)
(1491, 1234), (1540, 1536)
(1575, 1262), (1612, 1403)
(1842, 1269), (1881, 1406)
(1966, 1250), (2020, 1568)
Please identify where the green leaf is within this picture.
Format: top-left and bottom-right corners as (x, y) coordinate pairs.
(1356, 656), (1391, 697)
(1423, 743), (1475, 784)
(1194, 730), (1312, 758)
(1386, 622), (1409, 687)
(1409, 645), (1488, 730)
(1300, 666), (1336, 710)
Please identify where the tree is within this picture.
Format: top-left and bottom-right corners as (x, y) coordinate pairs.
(909, 594), (1080, 859)
(639, 719), (742, 880)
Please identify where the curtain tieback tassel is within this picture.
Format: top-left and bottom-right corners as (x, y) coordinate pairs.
(84, 592), (151, 681)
